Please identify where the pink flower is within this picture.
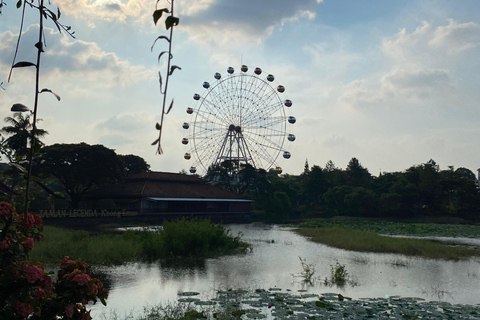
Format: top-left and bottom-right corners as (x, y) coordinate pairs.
(15, 302), (33, 317)
(23, 264), (44, 284)
(0, 201), (15, 217)
(72, 273), (92, 286)
(65, 304), (74, 318)
(40, 274), (53, 292)
(24, 213), (35, 230)
(21, 237), (34, 251)
(0, 240), (9, 249)
(34, 214), (43, 227)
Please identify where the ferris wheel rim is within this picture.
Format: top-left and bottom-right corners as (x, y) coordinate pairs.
(183, 65), (295, 174)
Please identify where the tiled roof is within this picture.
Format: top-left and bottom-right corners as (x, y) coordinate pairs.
(91, 171), (246, 200)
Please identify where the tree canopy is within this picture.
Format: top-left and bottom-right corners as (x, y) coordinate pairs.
(36, 143), (127, 208)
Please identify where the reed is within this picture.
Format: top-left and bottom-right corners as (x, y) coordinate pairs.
(295, 227), (480, 260)
(31, 219), (246, 265)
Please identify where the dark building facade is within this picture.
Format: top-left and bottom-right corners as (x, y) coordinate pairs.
(87, 171), (252, 218)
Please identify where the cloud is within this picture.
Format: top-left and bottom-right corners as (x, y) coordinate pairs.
(0, 26), (153, 91)
(338, 20), (479, 110)
(383, 20), (480, 65)
(177, 0), (323, 46)
(94, 112), (154, 132)
(53, 0), (147, 23)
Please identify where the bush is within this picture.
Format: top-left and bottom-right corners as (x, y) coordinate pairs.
(159, 218), (244, 258)
(0, 201), (108, 319)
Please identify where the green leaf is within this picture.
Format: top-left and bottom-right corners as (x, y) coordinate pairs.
(165, 16), (179, 30)
(169, 65), (181, 76)
(155, 122), (161, 130)
(151, 138), (160, 146)
(35, 42), (44, 52)
(158, 71), (163, 94)
(12, 61), (36, 68)
(165, 99), (173, 114)
(9, 162), (27, 174)
(16, 0), (22, 8)
(153, 8), (169, 25)
(157, 51), (172, 63)
(151, 36), (170, 52)
(40, 88), (61, 101)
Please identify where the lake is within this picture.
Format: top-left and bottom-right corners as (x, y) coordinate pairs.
(91, 223), (480, 318)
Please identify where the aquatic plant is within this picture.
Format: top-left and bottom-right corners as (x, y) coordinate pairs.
(295, 227), (480, 260)
(32, 219), (248, 264)
(330, 261), (348, 285)
(292, 256), (316, 284)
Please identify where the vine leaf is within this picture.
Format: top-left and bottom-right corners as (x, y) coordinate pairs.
(151, 137), (160, 146)
(35, 42), (44, 52)
(169, 65), (181, 76)
(155, 122), (161, 130)
(12, 61), (36, 68)
(40, 88), (61, 101)
(151, 36), (170, 52)
(16, 0), (22, 8)
(165, 16), (179, 30)
(158, 71), (164, 94)
(157, 51), (172, 64)
(165, 99), (173, 114)
(9, 162), (27, 174)
(153, 8), (170, 25)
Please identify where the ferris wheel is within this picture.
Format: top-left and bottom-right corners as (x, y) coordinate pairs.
(182, 65), (296, 174)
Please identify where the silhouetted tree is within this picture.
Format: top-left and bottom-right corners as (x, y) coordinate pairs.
(37, 143), (124, 208)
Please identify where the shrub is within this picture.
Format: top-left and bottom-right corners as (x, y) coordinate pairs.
(0, 201), (108, 319)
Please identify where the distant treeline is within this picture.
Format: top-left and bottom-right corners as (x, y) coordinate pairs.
(205, 158), (480, 222)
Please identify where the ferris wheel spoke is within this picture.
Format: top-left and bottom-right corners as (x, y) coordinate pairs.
(243, 115), (285, 129)
(197, 97), (232, 125)
(204, 84), (236, 120)
(185, 66), (294, 173)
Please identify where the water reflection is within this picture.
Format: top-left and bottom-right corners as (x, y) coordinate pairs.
(92, 224), (480, 317)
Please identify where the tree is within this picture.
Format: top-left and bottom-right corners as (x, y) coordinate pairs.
(346, 157), (371, 187)
(301, 165), (329, 207)
(1, 112), (48, 159)
(118, 154), (150, 176)
(36, 143), (124, 208)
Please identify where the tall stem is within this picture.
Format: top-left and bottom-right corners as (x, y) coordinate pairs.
(157, 0), (174, 154)
(24, 0), (44, 216)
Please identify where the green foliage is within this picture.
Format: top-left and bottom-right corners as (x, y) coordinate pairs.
(1, 112), (48, 159)
(36, 143), (125, 208)
(0, 202), (107, 319)
(118, 154), (150, 176)
(159, 218), (245, 258)
(152, 0), (180, 154)
(295, 227), (480, 260)
(32, 219), (247, 264)
(298, 219), (480, 238)
(252, 158), (480, 221)
(295, 256), (315, 283)
(329, 261), (348, 285)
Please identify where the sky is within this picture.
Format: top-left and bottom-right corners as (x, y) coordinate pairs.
(1, 0), (479, 177)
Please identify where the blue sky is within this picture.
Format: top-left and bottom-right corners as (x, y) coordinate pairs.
(1, 0), (479, 176)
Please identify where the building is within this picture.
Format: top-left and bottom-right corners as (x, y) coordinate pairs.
(87, 171), (252, 220)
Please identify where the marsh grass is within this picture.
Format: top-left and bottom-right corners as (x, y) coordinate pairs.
(295, 227), (480, 260)
(32, 219), (247, 265)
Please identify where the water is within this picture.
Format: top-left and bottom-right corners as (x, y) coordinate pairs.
(92, 224), (480, 318)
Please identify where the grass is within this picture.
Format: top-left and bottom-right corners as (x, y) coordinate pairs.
(298, 220), (480, 238)
(31, 219), (248, 265)
(295, 227), (480, 260)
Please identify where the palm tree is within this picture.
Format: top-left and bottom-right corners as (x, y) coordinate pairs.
(1, 112), (48, 158)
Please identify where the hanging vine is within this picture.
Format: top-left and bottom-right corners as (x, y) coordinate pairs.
(151, 0), (180, 154)
(8, 0), (75, 213)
